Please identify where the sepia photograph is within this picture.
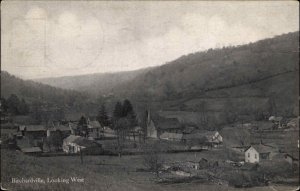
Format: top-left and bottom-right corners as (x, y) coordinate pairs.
(1, 1), (299, 191)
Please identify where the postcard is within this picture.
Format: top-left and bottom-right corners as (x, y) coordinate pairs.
(1, 1), (299, 191)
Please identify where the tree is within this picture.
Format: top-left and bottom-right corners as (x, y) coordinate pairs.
(112, 101), (123, 124)
(31, 100), (43, 124)
(164, 81), (175, 98)
(142, 142), (164, 178)
(97, 104), (110, 127)
(122, 99), (133, 117)
(18, 99), (29, 115)
(127, 110), (138, 128)
(114, 117), (130, 157)
(0, 98), (8, 112)
(77, 116), (88, 137)
(224, 99), (238, 124)
(268, 95), (277, 116)
(6, 94), (20, 115)
(197, 101), (208, 127)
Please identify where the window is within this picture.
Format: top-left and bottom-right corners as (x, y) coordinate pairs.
(248, 153), (250, 158)
(255, 154), (257, 159)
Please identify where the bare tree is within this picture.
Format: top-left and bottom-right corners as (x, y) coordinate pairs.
(142, 143), (164, 178)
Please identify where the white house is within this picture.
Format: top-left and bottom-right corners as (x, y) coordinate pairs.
(245, 144), (274, 163)
(62, 135), (101, 154)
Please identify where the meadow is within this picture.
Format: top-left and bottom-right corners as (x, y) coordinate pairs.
(1, 148), (298, 191)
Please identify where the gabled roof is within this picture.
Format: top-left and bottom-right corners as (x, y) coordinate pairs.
(51, 125), (70, 132)
(153, 116), (182, 130)
(246, 144), (273, 154)
(25, 125), (46, 131)
(21, 147), (42, 153)
(88, 121), (101, 129)
(1, 122), (19, 128)
(183, 130), (219, 139)
(182, 126), (196, 134)
(160, 132), (183, 140)
(63, 135), (101, 148)
(68, 122), (78, 130)
(73, 138), (100, 148)
(64, 135), (81, 143)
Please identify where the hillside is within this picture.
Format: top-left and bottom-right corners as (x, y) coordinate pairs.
(114, 32), (298, 100)
(34, 68), (153, 97)
(120, 32), (299, 126)
(1, 71), (88, 107)
(6, 32), (299, 126)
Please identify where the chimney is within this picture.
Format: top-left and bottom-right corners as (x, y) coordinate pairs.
(69, 123), (75, 135)
(47, 129), (51, 137)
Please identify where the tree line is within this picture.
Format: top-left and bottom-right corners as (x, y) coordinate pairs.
(1, 94), (29, 115)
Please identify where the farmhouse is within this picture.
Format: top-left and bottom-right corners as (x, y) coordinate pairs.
(156, 117), (183, 134)
(146, 110), (183, 139)
(21, 125), (47, 139)
(245, 144), (275, 163)
(62, 135), (101, 154)
(87, 120), (102, 139)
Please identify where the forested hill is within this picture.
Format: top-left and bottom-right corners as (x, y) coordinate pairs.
(35, 68), (153, 97)
(35, 32), (298, 105)
(1, 71), (88, 107)
(112, 32), (298, 101)
(3, 31), (298, 121)
(110, 31), (298, 120)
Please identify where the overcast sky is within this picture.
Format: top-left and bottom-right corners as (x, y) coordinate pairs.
(1, 1), (299, 79)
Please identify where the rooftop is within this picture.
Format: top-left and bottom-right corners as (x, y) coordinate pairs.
(25, 125), (46, 131)
(88, 120), (101, 129)
(21, 147), (42, 153)
(246, 144), (276, 154)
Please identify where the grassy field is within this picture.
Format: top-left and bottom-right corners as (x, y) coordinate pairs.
(1, 148), (298, 191)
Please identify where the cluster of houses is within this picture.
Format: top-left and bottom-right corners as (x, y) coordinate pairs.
(1, 107), (298, 170)
(1, 116), (105, 155)
(145, 110), (223, 148)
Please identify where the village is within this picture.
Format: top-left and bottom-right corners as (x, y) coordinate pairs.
(1, 0), (299, 190)
(1, 96), (299, 189)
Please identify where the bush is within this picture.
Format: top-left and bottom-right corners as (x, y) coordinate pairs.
(228, 171), (265, 188)
(258, 161), (293, 179)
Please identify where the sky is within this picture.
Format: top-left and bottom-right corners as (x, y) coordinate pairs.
(1, 1), (299, 79)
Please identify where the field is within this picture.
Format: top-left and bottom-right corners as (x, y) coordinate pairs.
(1, 148), (298, 191)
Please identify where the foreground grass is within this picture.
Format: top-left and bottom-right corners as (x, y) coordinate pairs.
(1, 149), (298, 191)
